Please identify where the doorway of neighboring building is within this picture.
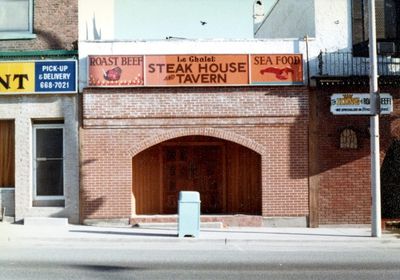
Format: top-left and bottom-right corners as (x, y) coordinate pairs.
(381, 139), (400, 219)
(0, 120), (15, 219)
(0, 120), (14, 188)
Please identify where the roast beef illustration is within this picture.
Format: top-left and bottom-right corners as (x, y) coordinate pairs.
(260, 66), (294, 80)
(103, 67), (122, 81)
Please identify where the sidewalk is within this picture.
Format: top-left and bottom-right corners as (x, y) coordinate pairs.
(1, 222), (399, 247)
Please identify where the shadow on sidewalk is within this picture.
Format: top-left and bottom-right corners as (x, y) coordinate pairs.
(200, 229), (370, 238)
(69, 229), (177, 238)
(70, 227), (372, 239)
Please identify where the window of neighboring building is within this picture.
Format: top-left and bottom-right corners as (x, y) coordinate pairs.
(33, 123), (64, 201)
(0, 120), (14, 188)
(352, 0), (400, 56)
(0, 0), (34, 39)
(340, 128), (358, 149)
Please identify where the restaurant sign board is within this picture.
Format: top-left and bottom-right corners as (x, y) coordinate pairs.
(0, 60), (77, 94)
(330, 93), (393, 115)
(88, 54), (303, 87)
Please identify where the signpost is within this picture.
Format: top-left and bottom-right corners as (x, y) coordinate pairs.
(368, 0), (382, 238)
(331, 0), (383, 238)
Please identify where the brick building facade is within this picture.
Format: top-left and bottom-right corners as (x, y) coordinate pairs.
(81, 86), (310, 226)
(310, 84), (400, 225)
(77, 0), (400, 227)
(80, 78), (400, 227)
(0, 0), (77, 50)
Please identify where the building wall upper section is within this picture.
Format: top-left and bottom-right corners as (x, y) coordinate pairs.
(0, 0), (78, 51)
(79, 0), (350, 47)
(82, 87), (309, 124)
(80, 0), (259, 40)
(78, 0), (352, 89)
(255, 0), (316, 39)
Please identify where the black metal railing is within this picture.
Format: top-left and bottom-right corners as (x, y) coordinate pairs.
(317, 51), (400, 76)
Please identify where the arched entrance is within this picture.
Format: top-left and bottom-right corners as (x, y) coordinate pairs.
(132, 136), (261, 215)
(381, 139), (400, 219)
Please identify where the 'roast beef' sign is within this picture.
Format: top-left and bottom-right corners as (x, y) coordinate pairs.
(88, 54), (303, 87)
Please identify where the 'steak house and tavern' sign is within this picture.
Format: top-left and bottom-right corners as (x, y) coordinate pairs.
(88, 54), (303, 87)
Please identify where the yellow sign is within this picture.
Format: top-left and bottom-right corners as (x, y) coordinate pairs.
(0, 62), (35, 93)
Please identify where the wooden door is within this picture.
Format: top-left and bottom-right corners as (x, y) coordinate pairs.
(132, 146), (161, 215)
(162, 144), (224, 214)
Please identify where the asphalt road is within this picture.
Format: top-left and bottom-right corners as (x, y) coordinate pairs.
(1, 241), (400, 280)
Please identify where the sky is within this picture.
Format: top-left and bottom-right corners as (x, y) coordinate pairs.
(113, 0), (275, 40)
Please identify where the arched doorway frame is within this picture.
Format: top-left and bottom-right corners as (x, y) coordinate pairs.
(127, 128), (267, 215)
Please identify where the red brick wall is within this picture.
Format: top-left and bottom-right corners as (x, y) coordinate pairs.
(81, 86), (310, 221)
(314, 87), (399, 224)
(0, 0), (77, 51)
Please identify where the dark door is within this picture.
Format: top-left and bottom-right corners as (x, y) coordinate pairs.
(162, 144), (224, 214)
(381, 140), (400, 219)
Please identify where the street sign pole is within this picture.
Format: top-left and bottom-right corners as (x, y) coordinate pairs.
(368, 0), (381, 237)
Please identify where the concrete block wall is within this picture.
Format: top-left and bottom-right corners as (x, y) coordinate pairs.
(0, 96), (79, 224)
(81, 86), (310, 221)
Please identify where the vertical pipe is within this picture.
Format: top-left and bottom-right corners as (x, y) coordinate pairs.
(305, 35), (310, 86)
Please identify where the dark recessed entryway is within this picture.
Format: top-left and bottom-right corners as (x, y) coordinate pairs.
(132, 136), (261, 215)
(381, 139), (400, 219)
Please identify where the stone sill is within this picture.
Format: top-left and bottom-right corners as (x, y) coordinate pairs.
(0, 32), (36, 40)
(0, 188), (15, 192)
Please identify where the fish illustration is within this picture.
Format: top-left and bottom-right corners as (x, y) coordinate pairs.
(260, 67), (295, 80)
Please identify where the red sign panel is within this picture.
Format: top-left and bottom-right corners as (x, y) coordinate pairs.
(88, 54), (303, 87)
(88, 55), (144, 87)
(145, 55), (249, 86)
(251, 54), (303, 85)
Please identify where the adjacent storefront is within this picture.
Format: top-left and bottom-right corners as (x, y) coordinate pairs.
(310, 76), (400, 226)
(0, 58), (79, 224)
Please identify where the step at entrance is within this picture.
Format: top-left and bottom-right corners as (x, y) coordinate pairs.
(130, 215), (263, 227)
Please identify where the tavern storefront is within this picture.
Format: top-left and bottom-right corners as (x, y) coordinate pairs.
(80, 54), (310, 227)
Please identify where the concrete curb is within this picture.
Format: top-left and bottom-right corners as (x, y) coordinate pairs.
(1, 224), (399, 247)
